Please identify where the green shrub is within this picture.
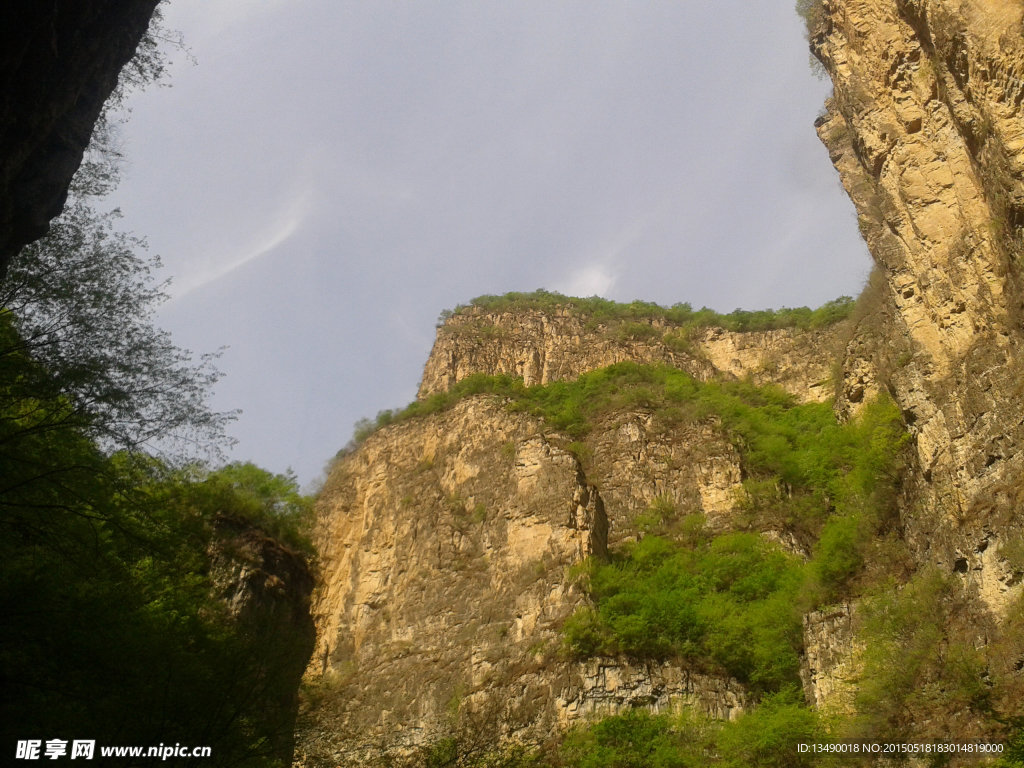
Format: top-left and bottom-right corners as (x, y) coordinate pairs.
(195, 461), (315, 554)
(564, 533), (805, 692)
(811, 514), (865, 599)
(558, 694), (825, 768)
(612, 322), (663, 343)
(795, 0), (826, 38)
(716, 687), (825, 767)
(552, 376), (907, 686)
(851, 569), (994, 743)
(635, 495), (677, 534)
(999, 723), (1024, 767)
(560, 708), (715, 768)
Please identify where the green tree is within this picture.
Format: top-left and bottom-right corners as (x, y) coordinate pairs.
(1, 199), (233, 459)
(0, 10), (312, 764)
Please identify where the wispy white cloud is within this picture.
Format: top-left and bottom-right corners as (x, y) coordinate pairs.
(170, 188), (309, 299)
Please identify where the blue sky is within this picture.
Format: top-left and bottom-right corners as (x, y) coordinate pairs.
(105, 0), (870, 485)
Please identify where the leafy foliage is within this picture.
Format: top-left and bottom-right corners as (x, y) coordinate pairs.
(558, 691), (824, 768)
(0, 429), (314, 764)
(0, 11), (308, 761)
(563, 533), (805, 692)
(795, 0), (827, 38)
(850, 569), (997, 744)
(714, 687), (824, 768)
(559, 708), (714, 768)
(1, 200), (234, 459)
(195, 461), (314, 554)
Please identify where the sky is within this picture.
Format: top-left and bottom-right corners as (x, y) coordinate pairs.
(104, 0), (872, 486)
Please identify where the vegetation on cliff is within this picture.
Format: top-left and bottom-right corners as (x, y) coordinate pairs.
(348, 363), (907, 593)
(563, 533), (805, 693)
(441, 289), (855, 334)
(342, 360), (907, 663)
(336, 359), (925, 765)
(552, 374), (906, 692)
(560, 689), (822, 768)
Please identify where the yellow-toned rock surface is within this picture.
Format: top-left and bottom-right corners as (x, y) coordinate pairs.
(420, 307), (844, 405)
(811, 0), (1024, 617)
(297, 398), (748, 763)
(298, 1), (1024, 755)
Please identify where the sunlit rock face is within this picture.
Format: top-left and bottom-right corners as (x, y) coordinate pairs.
(800, 604), (861, 717)
(420, 307), (845, 405)
(811, 0), (1024, 604)
(299, 1), (1024, 755)
(296, 396), (754, 764)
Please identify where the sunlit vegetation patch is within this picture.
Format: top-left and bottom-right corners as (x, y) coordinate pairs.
(563, 533), (805, 693)
(847, 568), (1024, 748)
(440, 289), (854, 335)
(552, 378), (906, 687)
(197, 460), (315, 554)
(559, 690), (823, 768)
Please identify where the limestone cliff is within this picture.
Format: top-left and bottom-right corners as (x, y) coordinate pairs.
(421, 307), (843, 405)
(300, 0), (1024, 757)
(811, 0), (1024, 613)
(297, 398), (746, 764)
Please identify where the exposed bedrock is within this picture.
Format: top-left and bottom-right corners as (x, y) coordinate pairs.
(812, 0), (1024, 604)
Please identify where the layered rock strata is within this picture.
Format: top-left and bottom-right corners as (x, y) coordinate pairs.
(800, 604), (861, 716)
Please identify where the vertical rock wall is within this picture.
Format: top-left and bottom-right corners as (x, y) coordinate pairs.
(812, 0), (1024, 606)
(297, 397), (749, 764)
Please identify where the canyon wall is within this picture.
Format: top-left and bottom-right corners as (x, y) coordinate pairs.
(299, 0), (1024, 758)
(811, 0), (1024, 610)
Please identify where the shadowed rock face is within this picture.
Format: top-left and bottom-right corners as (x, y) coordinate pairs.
(810, 0), (1024, 609)
(209, 516), (317, 766)
(0, 0), (162, 276)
